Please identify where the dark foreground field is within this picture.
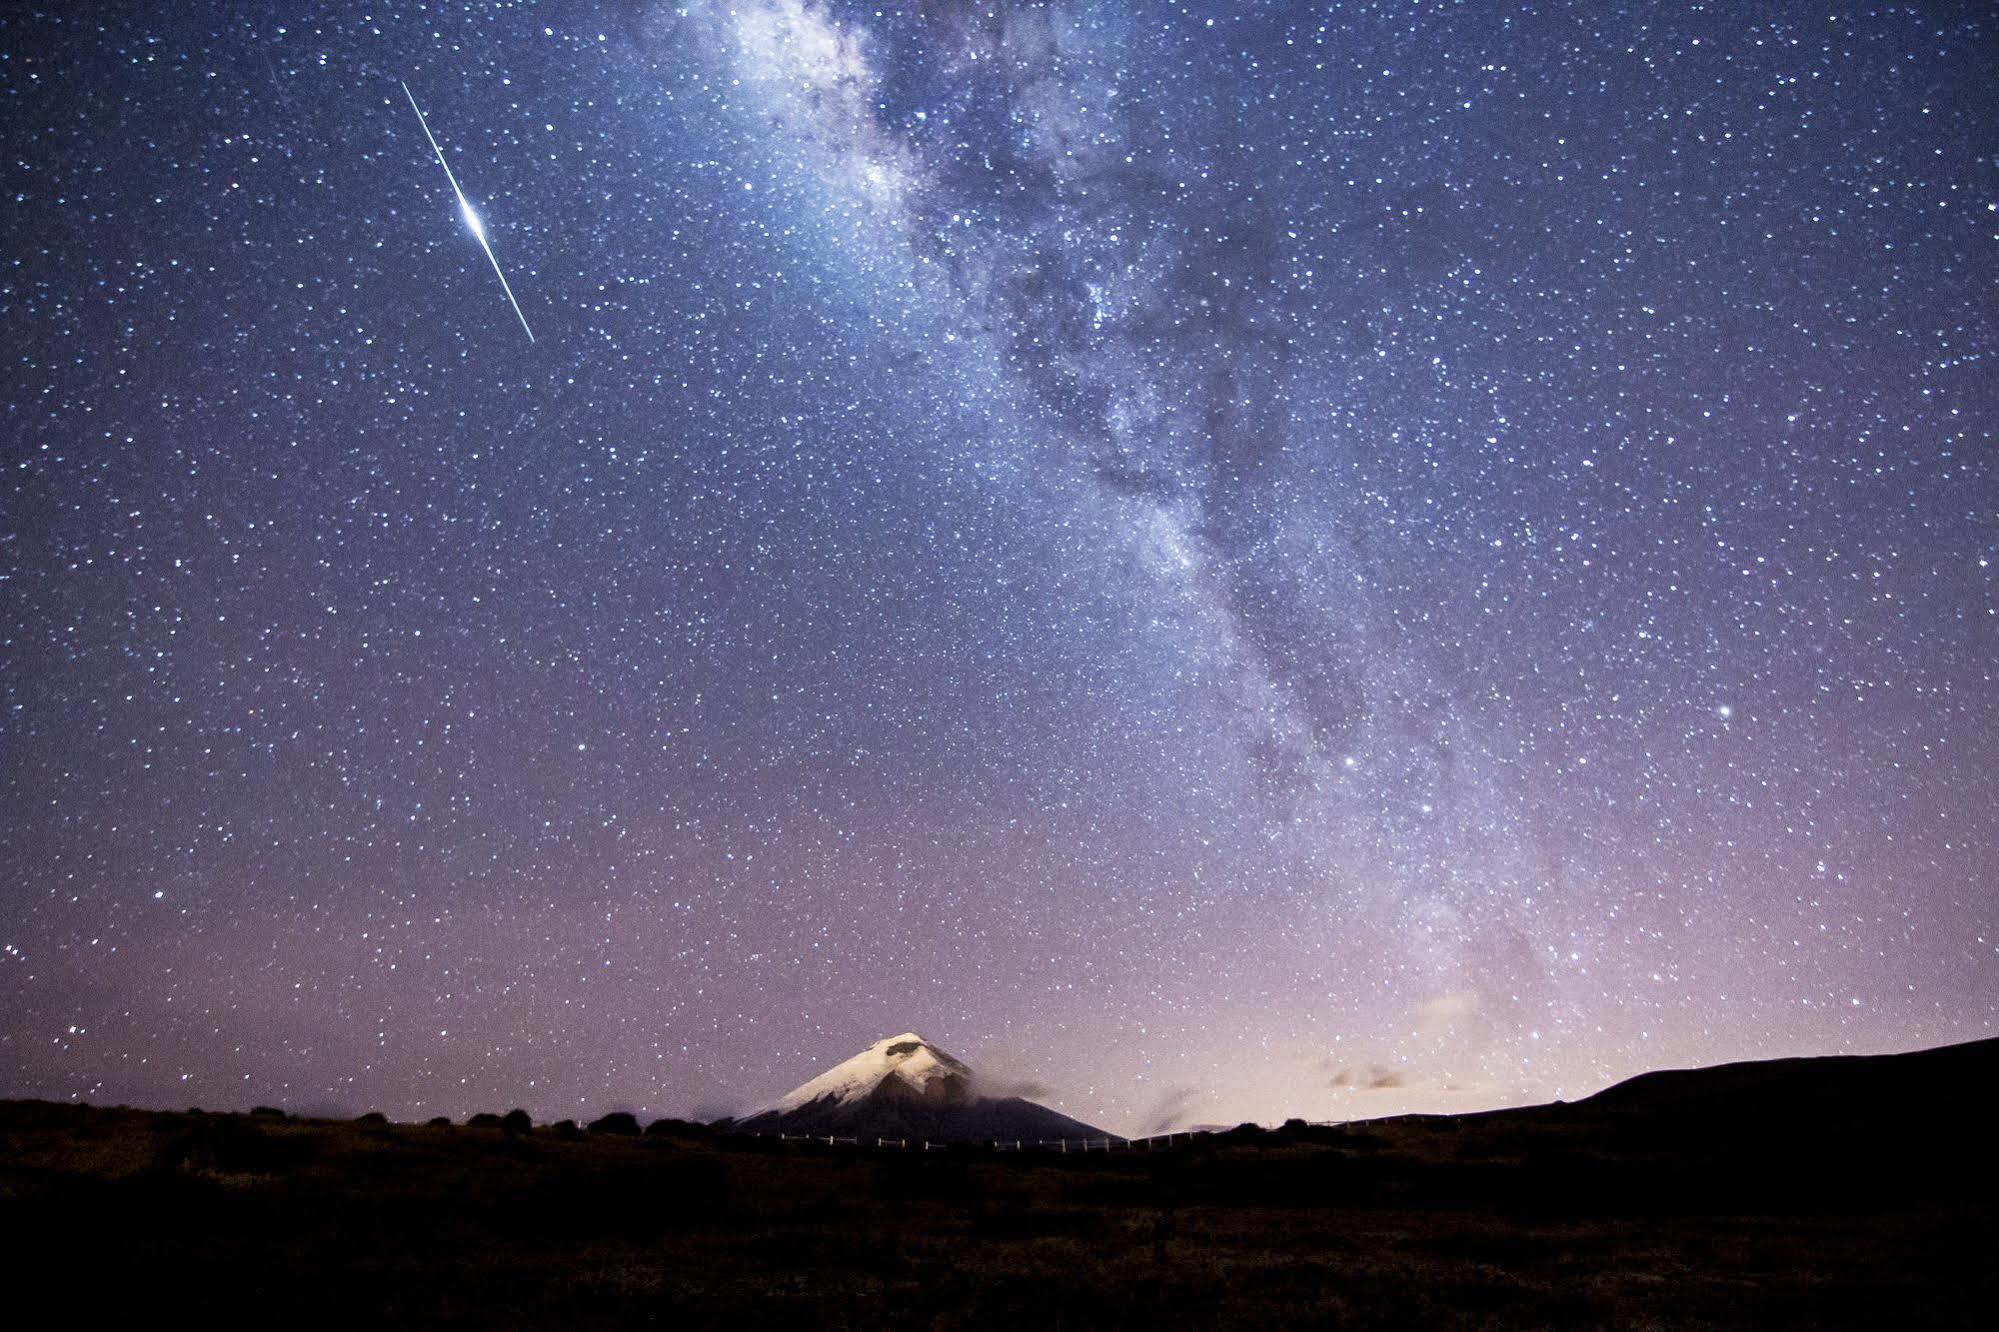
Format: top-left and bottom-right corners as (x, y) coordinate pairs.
(3, 1040), (1993, 1329)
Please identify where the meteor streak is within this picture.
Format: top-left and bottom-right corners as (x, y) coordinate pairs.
(401, 80), (535, 343)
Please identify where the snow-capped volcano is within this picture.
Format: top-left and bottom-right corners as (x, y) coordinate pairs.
(767, 1033), (976, 1113)
(724, 1032), (1114, 1142)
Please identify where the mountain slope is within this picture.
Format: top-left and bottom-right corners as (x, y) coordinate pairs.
(1335, 1035), (1999, 1210)
(1573, 1035), (1998, 1127)
(724, 1033), (1114, 1142)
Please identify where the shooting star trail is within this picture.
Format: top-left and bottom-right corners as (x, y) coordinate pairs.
(402, 80), (535, 343)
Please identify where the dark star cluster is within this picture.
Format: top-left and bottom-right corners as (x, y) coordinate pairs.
(2, 1), (1993, 1132)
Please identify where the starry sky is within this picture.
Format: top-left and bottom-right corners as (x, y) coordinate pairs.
(3, 1), (1994, 1134)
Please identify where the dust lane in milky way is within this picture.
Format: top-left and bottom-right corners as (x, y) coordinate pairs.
(1, 1), (1994, 1132)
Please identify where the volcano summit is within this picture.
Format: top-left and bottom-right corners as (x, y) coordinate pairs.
(724, 1033), (1113, 1143)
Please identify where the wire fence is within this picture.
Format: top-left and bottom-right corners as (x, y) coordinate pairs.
(764, 1131), (1210, 1153)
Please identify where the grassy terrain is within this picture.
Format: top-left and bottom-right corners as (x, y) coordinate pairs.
(2, 1093), (1990, 1329)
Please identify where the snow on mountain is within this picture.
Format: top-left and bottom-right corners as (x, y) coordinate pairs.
(726, 1032), (1115, 1142)
(768, 1032), (975, 1113)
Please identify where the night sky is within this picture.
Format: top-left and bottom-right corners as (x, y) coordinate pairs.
(3, 1), (1994, 1134)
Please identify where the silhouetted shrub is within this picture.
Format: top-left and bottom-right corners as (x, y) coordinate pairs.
(355, 1112), (389, 1126)
(1269, 1117), (1347, 1145)
(879, 1154), (976, 1203)
(466, 1113), (504, 1129)
(588, 1112), (641, 1136)
(502, 1108), (533, 1137)
(154, 1116), (299, 1174)
(249, 1106), (288, 1120)
(644, 1117), (711, 1139)
(552, 1119), (582, 1140)
(427, 1116), (452, 1128)
(488, 1135), (536, 1160)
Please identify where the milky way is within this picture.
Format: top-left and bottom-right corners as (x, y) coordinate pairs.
(3, 1), (1994, 1132)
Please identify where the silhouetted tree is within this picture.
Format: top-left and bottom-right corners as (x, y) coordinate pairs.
(644, 1117), (712, 1139)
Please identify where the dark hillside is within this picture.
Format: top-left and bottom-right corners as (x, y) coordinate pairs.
(2, 1039), (1992, 1328)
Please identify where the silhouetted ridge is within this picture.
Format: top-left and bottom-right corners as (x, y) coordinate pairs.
(1575, 1036), (1998, 1129)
